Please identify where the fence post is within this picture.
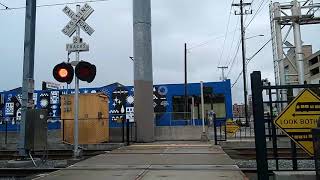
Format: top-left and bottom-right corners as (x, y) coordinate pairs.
(291, 140), (298, 170)
(213, 114), (218, 145)
(251, 71), (268, 180)
(126, 119), (130, 145)
(122, 117), (125, 143)
(312, 127), (320, 180)
(224, 120), (227, 141)
(62, 119), (65, 142)
(268, 82), (279, 170)
(5, 120), (8, 145)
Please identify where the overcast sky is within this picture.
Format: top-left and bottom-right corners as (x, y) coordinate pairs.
(0, 0), (319, 103)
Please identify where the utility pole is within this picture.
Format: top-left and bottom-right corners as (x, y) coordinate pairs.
(184, 43), (188, 119)
(133, 0), (154, 142)
(19, 0), (37, 157)
(232, 0), (252, 125)
(218, 66), (228, 81)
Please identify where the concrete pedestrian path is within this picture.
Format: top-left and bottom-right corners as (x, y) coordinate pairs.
(37, 141), (247, 180)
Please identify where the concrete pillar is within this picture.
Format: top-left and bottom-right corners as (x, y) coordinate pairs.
(133, 0), (154, 142)
(292, 0), (305, 85)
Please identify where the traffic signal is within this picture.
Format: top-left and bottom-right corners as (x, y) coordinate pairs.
(75, 61), (96, 83)
(52, 62), (74, 84)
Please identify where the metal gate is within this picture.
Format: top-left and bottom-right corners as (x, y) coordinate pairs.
(250, 71), (320, 180)
(213, 115), (227, 145)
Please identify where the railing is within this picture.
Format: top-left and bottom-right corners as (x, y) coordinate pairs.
(0, 117), (20, 146)
(213, 117), (227, 144)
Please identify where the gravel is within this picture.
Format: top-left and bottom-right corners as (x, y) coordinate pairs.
(236, 159), (315, 170)
(0, 160), (68, 168)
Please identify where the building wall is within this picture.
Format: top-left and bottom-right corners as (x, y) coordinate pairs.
(283, 45), (313, 84)
(304, 50), (320, 84)
(0, 81), (233, 131)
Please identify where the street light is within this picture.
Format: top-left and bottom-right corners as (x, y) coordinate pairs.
(245, 34), (264, 40)
(243, 34), (264, 126)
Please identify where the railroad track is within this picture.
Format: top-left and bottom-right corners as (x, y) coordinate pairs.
(224, 147), (311, 160)
(0, 168), (61, 178)
(0, 149), (108, 160)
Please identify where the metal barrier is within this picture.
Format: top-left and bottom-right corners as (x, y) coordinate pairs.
(251, 71), (320, 180)
(213, 115), (227, 145)
(0, 117), (20, 146)
(313, 128), (320, 180)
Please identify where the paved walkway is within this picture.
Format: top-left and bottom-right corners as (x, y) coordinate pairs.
(37, 141), (247, 180)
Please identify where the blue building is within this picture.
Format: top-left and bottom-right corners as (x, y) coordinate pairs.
(0, 80), (232, 131)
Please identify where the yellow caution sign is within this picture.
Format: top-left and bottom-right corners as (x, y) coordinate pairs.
(274, 89), (320, 156)
(226, 119), (240, 136)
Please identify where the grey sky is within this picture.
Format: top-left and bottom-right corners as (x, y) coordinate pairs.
(0, 0), (319, 104)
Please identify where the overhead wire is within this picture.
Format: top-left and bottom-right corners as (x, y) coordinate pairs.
(224, 16), (240, 67)
(226, 38), (241, 77)
(187, 28), (239, 52)
(187, 34), (226, 51)
(0, 0), (111, 10)
(231, 38), (272, 88)
(217, 0), (235, 67)
(0, 2), (8, 9)
(245, 0), (268, 28)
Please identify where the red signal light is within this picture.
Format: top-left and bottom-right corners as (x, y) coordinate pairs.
(75, 61), (96, 83)
(53, 62), (74, 84)
(58, 68), (69, 78)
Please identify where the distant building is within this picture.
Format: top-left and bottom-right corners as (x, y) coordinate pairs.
(305, 50), (320, 84)
(0, 80), (233, 131)
(233, 95), (253, 119)
(283, 45), (320, 84)
(283, 45), (313, 84)
(233, 103), (245, 118)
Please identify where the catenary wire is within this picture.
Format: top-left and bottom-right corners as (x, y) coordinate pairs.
(187, 28), (239, 51)
(245, 0), (268, 28)
(0, 0), (111, 10)
(217, 0), (235, 67)
(226, 38), (241, 77)
(231, 38), (272, 88)
(0, 2), (8, 9)
(224, 16), (240, 67)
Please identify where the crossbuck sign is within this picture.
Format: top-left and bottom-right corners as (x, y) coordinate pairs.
(62, 3), (95, 37)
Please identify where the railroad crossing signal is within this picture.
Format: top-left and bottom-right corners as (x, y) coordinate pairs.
(274, 89), (320, 156)
(62, 3), (95, 37)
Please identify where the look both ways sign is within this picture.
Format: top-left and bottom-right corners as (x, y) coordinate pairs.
(274, 89), (320, 156)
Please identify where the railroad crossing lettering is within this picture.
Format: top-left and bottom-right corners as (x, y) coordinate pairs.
(66, 43), (89, 52)
(274, 89), (320, 156)
(62, 3), (95, 37)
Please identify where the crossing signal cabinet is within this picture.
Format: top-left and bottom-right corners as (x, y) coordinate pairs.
(61, 93), (109, 144)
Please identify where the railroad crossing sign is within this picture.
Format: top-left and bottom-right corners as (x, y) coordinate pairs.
(274, 89), (320, 156)
(62, 3), (95, 37)
(225, 119), (240, 136)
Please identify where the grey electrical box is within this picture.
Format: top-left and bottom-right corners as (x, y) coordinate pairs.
(25, 109), (48, 151)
